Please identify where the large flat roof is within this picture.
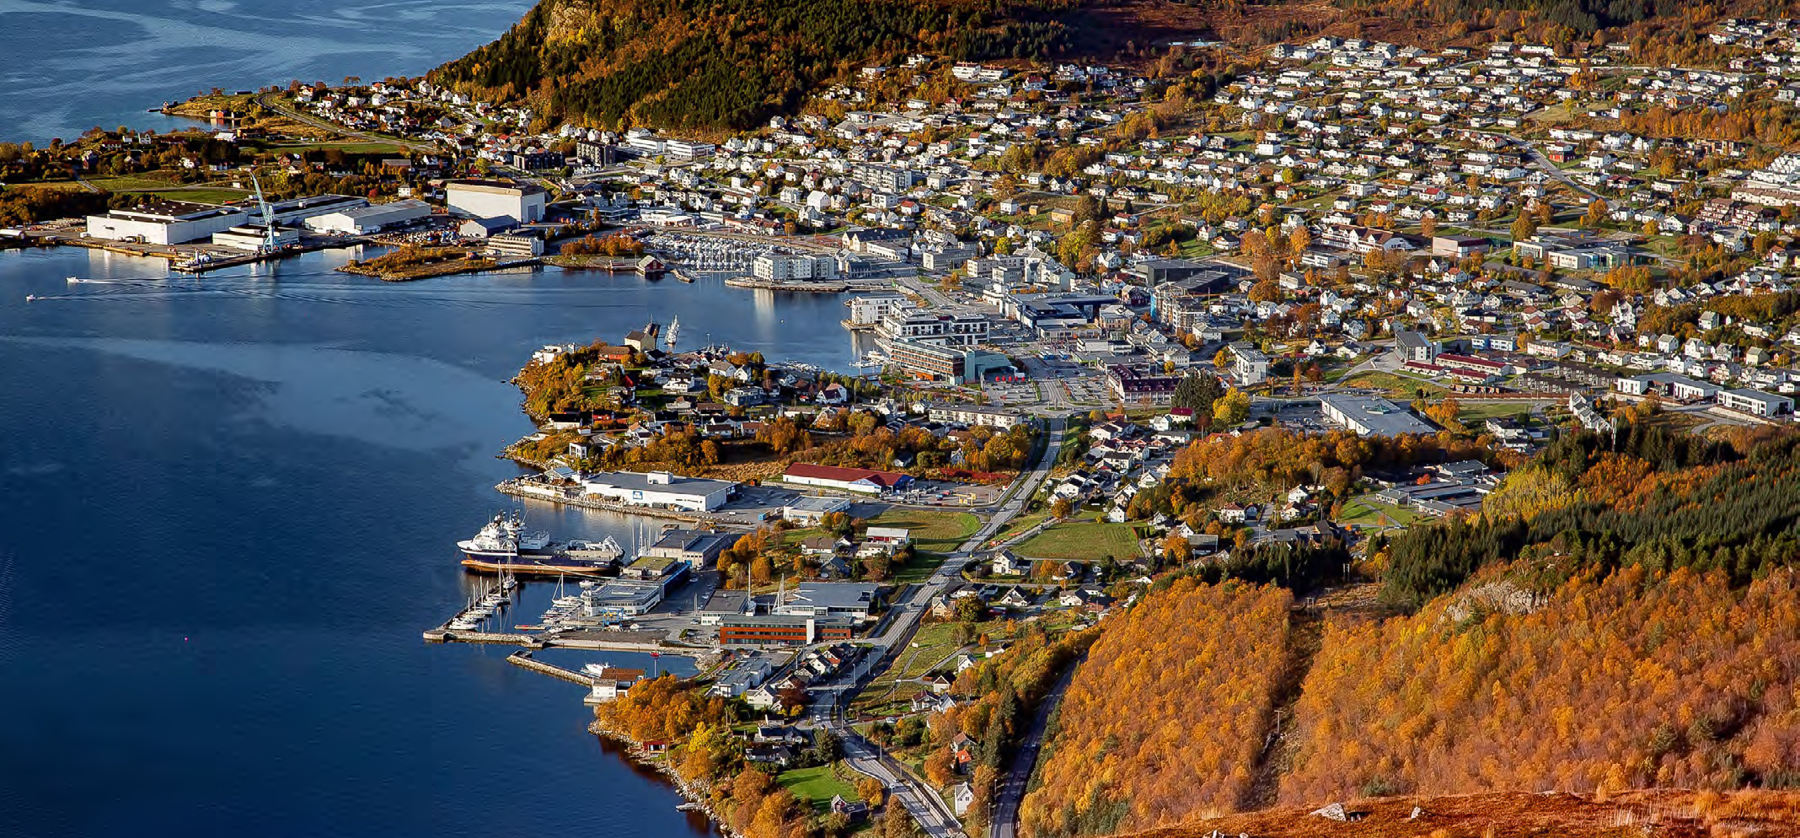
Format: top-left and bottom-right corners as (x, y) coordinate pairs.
(1319, 393), (1436, 436)
(586, 470), (737, 495)
(787, 582), (881, 610)
(445, 178), (546, 196)
(108, 200), (246, 222)
(785, 495), (852, 512)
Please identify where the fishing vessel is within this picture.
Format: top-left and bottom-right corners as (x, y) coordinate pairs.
(456, 512), (619, 576)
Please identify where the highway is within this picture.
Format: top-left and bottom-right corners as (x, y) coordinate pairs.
(811, 415), (1068, 837)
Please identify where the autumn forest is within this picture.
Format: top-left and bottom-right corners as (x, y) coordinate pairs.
(1017, 424), (1800, 838)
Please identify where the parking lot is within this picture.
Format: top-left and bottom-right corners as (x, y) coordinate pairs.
(893, 479), (1004, 509)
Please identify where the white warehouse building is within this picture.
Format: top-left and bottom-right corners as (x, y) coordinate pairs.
(266, 194), (368, 226)
(444, 179), (547, 225)
(86, 201), (248, 245)
(580, 470), (737, 512)
(302, 199), (432, 235)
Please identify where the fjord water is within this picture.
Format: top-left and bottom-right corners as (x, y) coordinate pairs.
(0, 247), (860, 836)
(0, 0), (536, 144)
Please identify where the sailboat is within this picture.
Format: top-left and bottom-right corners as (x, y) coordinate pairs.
(665, 315), (680, 348)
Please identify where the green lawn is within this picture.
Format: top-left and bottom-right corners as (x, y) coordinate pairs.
(892, 551), (948, 585)
(263, 140), (408, 155)
(778, 765), (859, 811)
(1456, 401), (1537, 425)
(866, 509), (981, 555)
(987, 510), (1049, 547)
(1336, 495), (1419, 528)
(85, 173), (186, 190)
(1016, 520), (1144, 562)
(852, 622), (967, 715)
(1341, 371), (1447, 399)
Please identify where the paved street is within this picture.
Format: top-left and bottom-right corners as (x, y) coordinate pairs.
(808, 416), (1067, 836)
(989, 660), (1077, 838)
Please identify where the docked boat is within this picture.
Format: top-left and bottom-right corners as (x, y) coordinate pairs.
(456, 512), (615, 576)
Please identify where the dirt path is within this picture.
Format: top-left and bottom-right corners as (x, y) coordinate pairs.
(1241, 583), (1392, 810)
(1239, 607), (1324, 811)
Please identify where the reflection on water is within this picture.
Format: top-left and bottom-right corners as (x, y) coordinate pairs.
(0, 244), (853, 837)
(0, 0), (535, 142)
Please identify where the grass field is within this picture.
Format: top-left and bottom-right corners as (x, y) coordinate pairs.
(1337, 494), (1419, 528)
(987, 509), (1049, 547)
(778, 765), (859, 811)
(81, 173), (250, 205)
(865, 508), (980, 555)
(1341, 370), (1447, 399)
(851, 622), (967, 715)
(1457, 401), (1538, 425)
(264, 140), (408, 154)
(85, 173), (186, 190)
(1016, 520), (1144, 562)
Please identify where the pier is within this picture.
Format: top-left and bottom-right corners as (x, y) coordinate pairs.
(506, 650), (597, 686)
(724, 276), (849, 292)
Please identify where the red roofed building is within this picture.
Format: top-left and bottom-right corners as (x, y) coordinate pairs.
(782, 463), (913, 495)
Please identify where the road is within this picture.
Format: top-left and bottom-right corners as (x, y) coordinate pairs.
(1459, 127), (1602, 202)
(842, 732), (966, 837)
(253, 93), (438, 153)
(811, 415), (1068, 836)
(989, 660), (1078, 838)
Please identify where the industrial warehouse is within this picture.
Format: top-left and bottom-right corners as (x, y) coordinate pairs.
(579, 470), (738, 512)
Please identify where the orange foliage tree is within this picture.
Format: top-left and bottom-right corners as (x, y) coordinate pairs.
(1280, 566), (1800, 804)
(1020, 580), (1293, 837)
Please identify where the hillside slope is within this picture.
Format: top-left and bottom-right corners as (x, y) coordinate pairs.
(427, 0), (1087, 132)
(1016, 427), (1800, 838)
(1125, 790), (1800, 838)
(429, 0), (1779, 133)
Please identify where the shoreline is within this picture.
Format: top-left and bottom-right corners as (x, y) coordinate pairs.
(588, 715), (741, 836)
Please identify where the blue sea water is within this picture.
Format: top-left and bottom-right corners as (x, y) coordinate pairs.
(0, 246), (865, 836)
(0, 0), (536, 143)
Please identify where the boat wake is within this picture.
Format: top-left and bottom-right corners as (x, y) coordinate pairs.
(43, 274), (658, 311)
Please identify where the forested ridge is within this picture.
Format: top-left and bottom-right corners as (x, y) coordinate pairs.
(429, 0), (1076, 132)
(1380, 422), (1800, 608)
(428, 0), (1774, 132)
(1280, 566), (1800, 803)
(1021, 428), (1800, 838)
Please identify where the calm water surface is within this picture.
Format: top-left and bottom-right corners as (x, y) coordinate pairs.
(0, 247), (862, 836)
(0, 0), (535, 143)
